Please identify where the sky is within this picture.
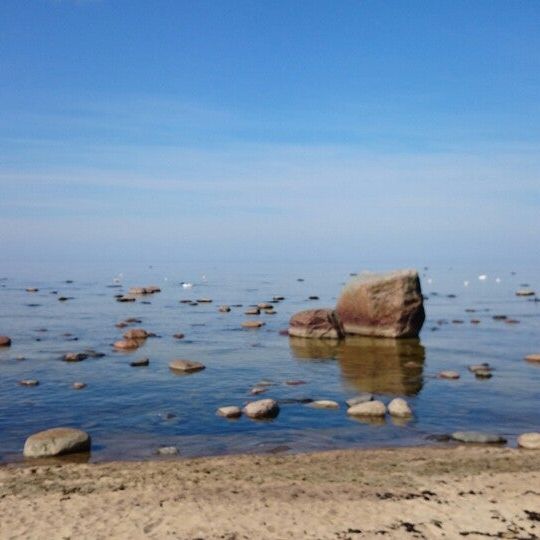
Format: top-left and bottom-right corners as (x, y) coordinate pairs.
(1, 0), (539, 268)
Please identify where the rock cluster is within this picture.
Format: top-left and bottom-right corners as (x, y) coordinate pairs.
(288, 269), (425, 340)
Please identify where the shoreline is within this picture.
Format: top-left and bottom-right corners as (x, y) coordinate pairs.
(1, 445), (539, 539)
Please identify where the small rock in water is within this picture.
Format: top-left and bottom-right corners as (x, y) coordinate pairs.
(19, 379), (39, 387)
(308, 400), (340, 409)
(217, 406), (242, 418)
(308, 296), (319, 300)
(468, 363), (491, 373)
(517, 433), (540, 449)
(470, 319), (481, 324)
(130, 358), (149, 367)
(346, 393), (373, 407)
(257, 303), (273, 309)
(197, 298), (213, 303)
(388, 398), (412, 417)
(492, 315), (507, 320)
(242, 320), (265, 329)
(25, 287), (39, 292)
(173, 333), (185, 339)
(285, 380), (307, 386)
(524, 354), (540, 363)
(0, 335), (12, 347)
(123, 328), (149, 340)
(243, 399), (280, 419)
(85, 350), (105, 358)
(218, 305), (231, 312)
(116, 295), (136, 303)
(63, 352), (89, 362)
(505, 319), (520, 324)
(245, 308), (260, 315)
(451, 431), (506, 444)
(474, 369), (492, 379)
(347, 400), (386, 417)
(438, 371), (460, 380)
(23, 427), (91, 458)
(72, 382), (87, 389)
(515, 289), (535, 297)
(250, 386), (267, 395)
(113, 339), (140, 350)
(156, 446), (178, 455)
(169, 359), (205, 373)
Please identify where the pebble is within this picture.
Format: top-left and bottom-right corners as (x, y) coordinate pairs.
(308, 400), (340, 409)
(156, 446), (179, 455)
(347, 400), (386, 417)
(524, 354), (540, 363)
(346, 393), (373, 407)
(169, 359), (206, 373)
(130, 358), (149, 367)
(517, 433), (540, 449)
(23, 427), (91, 458)
(438, 371), (460, 379)
(241, 320), (265, 328)
(388, 398), (412, 417)
(451, 431), (506, 444)
(63, 352), (89, 362)
(19, 379), (39, 387)
(243, 399), (280, 419)
(0, 335), (12, 347)
(72, 382), (87, 389)
(217, 406), (242, 418)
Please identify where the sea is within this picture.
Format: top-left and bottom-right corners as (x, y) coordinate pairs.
(0, 261), (538, 462)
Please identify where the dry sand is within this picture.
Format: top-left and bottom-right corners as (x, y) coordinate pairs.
(1, 446), (539, 539)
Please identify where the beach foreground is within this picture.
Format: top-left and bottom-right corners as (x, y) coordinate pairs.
(1, 447), (539, 539)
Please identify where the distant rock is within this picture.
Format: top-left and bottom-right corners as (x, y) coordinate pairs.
(438, 371), (460, 380)
(517, 433), (540, 449)
(63, 352), (88, 362)
(197, 298), (213, 303)
(347, 400), (386, 417)
(346, 393), (373, 407)
(525, 354), (540, 363)
(245, 308), (260, 315)
(113, 339), (140, 350)
(19, 379), (39, 387)
(257, 303), (273, 309)
(0, 335), (11, 347)
(25, 287), (39, 293)
(515, 289), (535, 297)
(249, 386), (267, 395)
(173, 333), (185, 339)
(242, 320), (265, 329)
(243, 398), (280, 419)
(468, 363), (491, 373)
(169, 359), (205, 373)
(308, 400), (340, 409)
(335, 269), (425, 338)
(388, 398), (412, 417)
(217, 406), (242, 418)
(288, 309), (344, 339)
(130, 358), (149, 367)
(218, 305), (231, 312)
(123, 328), (149, 340)
(72, 382), (87, 389)
(23, 427), (91, 457)
(451, 431), (506, 444)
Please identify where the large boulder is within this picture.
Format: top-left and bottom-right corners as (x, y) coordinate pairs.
(288, 309), (344, 339)
(23, 427), (91, 458)
(335, 269), (425, 338)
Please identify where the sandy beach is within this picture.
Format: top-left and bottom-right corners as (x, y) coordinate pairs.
(1, 446), (539, 539)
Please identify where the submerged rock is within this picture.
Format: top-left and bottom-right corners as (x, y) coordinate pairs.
(242, 320), (265, 329)
(346, 393), (374, 407)
(288, 309), (344, 339)
(63, 352), (89, 362)
(451, 431), (506, 444)
(169, 359), (205, 373)
(243, 399), (280, 419)
(438, 371), (460, 380)
(335, 269), (425, 338)
(23, 427), (91, 458)
(308, 400), (340, 409)
(123, 328), (149, 340)
(130, 358), (149, 367)
(156, 446), (178, 455)
(113, 339), (140, 350)
(19, 379), (39, 387)
(217, 406), (242, 418)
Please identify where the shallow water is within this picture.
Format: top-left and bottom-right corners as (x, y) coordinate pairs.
(0, 262), (539, 462)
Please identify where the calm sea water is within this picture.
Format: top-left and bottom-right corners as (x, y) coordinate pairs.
(0, 262), (538, 462)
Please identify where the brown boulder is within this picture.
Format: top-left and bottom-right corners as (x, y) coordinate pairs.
(123, 328), (149, 340)
(288, 309), (344, 339)
(0, 336), (11, 347)
(335, 269), (425, 338)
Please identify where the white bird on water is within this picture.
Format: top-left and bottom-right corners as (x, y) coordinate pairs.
(181, 282), (193, 289)
(478, 274), (487, 281)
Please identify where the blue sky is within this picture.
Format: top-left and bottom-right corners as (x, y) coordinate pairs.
(1, 0), (539, 266)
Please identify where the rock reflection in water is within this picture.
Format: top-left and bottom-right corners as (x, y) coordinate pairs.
(289, 336), (425, 396)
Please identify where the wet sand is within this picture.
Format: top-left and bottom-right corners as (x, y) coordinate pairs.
(1, 446), (539, 539)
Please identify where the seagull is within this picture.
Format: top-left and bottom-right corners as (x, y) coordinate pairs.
(478, 275), (487, 281)
(181, 282), (193, 289)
